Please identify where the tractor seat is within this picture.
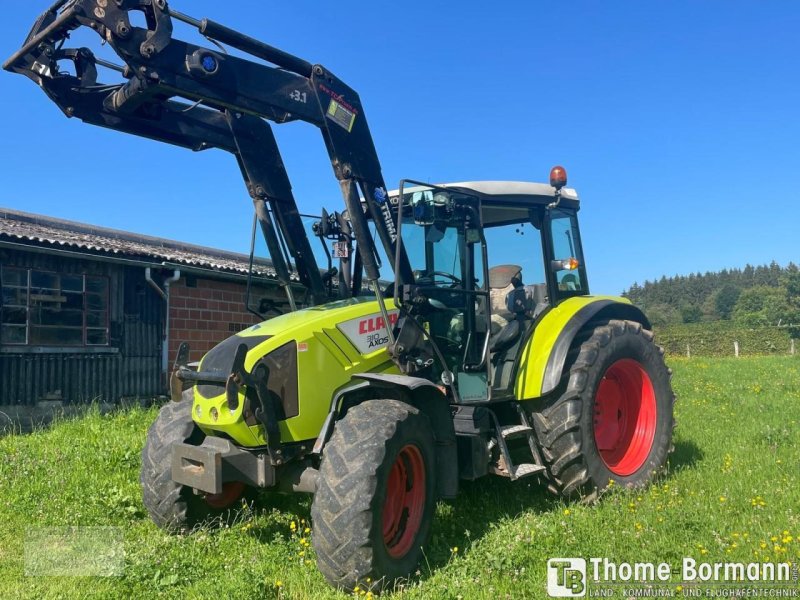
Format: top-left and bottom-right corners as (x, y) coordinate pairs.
(488, 264), (522, 334)
(488, 265), (523, 354)
(489, 282), (549, 355)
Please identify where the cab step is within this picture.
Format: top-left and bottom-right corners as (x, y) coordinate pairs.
(487, 406), (547, 482)
(511, 463), (546, 479)
(490, 461), (546, 480)
(499, 424), (533, 439)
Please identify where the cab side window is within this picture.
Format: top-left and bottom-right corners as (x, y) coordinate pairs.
(549, 210), (588, 298)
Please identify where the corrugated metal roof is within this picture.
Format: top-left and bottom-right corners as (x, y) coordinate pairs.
(0, 207), (283, 279)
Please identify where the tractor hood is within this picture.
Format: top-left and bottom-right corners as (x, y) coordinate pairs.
(191, 297), (400, 447)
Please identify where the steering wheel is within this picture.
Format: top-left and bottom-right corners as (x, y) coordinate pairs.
(415, 270), (463, 286)
(435, 335), (463, 355)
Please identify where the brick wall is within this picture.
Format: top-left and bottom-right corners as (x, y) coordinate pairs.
(168, 277), (281, 363)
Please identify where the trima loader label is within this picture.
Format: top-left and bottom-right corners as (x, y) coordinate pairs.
(337, 311), (399, 354)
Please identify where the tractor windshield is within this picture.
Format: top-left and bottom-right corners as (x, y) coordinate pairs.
(392, 182), (489, 376)
(401, 220), (465, 286)
(395, 184), (483, 291)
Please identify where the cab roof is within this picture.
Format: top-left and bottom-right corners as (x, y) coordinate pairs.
(441, 181), (579, 207)
(442, 181), (578, 203)
(389, 180), (579, 207)
(387, 180), (580, 228)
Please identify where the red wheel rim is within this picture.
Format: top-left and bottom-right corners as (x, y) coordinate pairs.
(204, 481), (245, 509)
(593, 359), (657, 477)
(382, 444), (426, 558)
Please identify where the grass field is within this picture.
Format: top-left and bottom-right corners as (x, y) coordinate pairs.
(1, 356), (798, 599)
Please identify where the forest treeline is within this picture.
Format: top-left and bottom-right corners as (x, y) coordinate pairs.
(622, 261), (800, 336)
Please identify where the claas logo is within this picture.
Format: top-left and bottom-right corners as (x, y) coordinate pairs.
(358, 313), (398, 335)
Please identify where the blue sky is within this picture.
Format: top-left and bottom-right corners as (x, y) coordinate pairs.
(1, 1), (798, 294)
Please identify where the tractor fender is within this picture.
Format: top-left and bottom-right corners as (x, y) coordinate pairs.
(515, 297), (651, 400)
(314, 372), (458, 499)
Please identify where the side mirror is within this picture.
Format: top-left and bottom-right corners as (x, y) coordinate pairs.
(412, 190), (452, 225)
(412, 191), (435, 225)
(551, 257), (580, 272)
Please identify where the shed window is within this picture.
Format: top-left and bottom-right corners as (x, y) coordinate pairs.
(1, 267), (109, 346)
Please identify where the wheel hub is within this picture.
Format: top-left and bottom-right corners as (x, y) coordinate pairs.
(593, 359), (657, 477)
(204, 481), (245, 509)
(382, 444), (426, 558)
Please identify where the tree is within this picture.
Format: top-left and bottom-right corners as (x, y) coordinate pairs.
(701, 292), (720, 321)
(715, 285), (741, 320)
(646, 303), (680, 327)
(785, 271), (800, 338)
(681, 304), (702, 323)
(733, 286), (789, 326)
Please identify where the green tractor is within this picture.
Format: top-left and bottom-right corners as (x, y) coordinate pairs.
(7, 1), (675, 591)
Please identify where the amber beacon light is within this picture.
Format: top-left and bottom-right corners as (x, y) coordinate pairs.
(549, 165), (568, 190)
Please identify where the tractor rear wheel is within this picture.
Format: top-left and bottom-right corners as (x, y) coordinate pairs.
(312, 399), (437, 591)
(531, 320), (674, 500)
(140, 391), (248, 532)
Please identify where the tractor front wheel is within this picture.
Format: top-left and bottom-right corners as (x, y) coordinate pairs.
(532, 320), (675, 500)
(140, 391), (248, 532)
(312, 399), (437, 591)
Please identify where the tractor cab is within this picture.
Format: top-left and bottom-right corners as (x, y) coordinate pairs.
(389, 171), (588, 402)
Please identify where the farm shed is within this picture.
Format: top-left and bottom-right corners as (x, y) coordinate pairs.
(0, 208), (288, 407)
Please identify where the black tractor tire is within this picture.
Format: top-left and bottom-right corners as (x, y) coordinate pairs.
(140, 391), (248, 532)
(531, 319), (675, 500)
(311, 399), (437, 591)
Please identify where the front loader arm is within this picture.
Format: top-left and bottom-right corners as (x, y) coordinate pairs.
(5, 0), (413, 298)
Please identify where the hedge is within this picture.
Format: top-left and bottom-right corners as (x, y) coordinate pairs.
(654, 321), (796, 357)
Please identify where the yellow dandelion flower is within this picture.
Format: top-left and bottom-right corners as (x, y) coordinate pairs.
(304, 527), (311, 534)
(563, 509), (571, 516)
(276, 580), (283, 588)
(290, 521), (297, 531)
(719, 496), (726, 502)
